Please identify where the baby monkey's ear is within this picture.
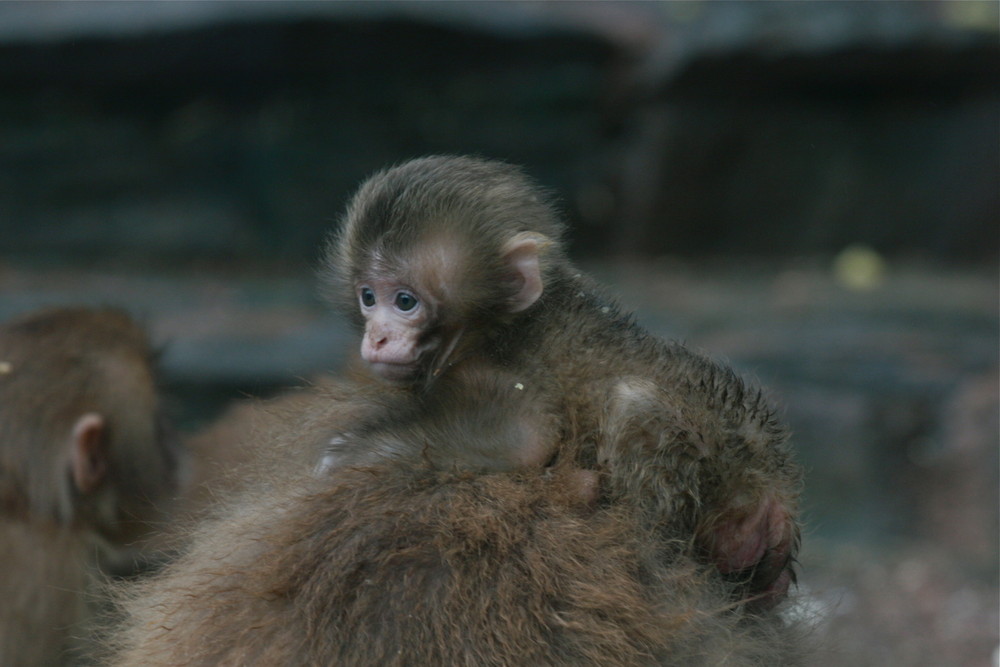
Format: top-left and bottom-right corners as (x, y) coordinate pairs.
(502, 232), (550, 313)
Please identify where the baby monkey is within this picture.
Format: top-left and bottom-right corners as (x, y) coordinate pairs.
(318, 155), (566, 475)
(322, 155), (802, 608)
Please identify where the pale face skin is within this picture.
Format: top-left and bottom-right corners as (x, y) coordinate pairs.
(354, 232), (544, 385)
(356, 278), (435, 383)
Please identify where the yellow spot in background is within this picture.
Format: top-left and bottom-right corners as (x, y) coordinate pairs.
(833, 244), (887, 291)
(514, 382), (524, 391)
(0, 361), (11, 375)
(941, 0), (998, 32)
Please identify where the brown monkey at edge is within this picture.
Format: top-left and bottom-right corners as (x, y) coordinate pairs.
(0, 307), (183, 665)
(321, 155), (802, 607)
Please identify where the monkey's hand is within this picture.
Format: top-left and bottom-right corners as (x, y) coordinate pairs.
(699, 495), (798, 611)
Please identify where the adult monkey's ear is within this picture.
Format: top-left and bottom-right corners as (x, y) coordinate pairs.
(69, 412), (108, 495)
(502, 232), (550, 313)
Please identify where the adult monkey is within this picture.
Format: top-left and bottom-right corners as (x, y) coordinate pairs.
(109, 449), (804, 665)
(0, 307), (183, 665)
(320, 155), (801, 606)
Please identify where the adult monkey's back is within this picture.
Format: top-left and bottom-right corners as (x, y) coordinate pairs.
(109, 465), (806, 666)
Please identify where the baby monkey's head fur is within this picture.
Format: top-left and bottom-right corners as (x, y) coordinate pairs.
(322, 156), (569, 381)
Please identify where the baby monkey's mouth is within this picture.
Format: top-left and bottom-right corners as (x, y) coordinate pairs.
(368, 329), (467, 388)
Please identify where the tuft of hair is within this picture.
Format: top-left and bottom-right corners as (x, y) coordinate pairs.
(320, 156), (567, 328)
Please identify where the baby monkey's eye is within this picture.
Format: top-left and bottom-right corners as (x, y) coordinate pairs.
(394, 291), (419, 312)
(359, 287), (376, 308)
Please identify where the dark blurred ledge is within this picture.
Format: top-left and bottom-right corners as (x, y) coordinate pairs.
(0, 1), (996, 264)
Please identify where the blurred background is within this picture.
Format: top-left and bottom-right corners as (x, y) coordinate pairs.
(0, 1), (996, 664)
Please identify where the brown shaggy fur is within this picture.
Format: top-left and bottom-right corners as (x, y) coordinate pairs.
(108, 463), (804, 666)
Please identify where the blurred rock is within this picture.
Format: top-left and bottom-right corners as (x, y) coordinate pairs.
(918, 370), (999, 572)
(0, 3), (614, 263)
(0, 1), (996, 263)
(611, 1), (999, 260)
(804, 543), (999, 667)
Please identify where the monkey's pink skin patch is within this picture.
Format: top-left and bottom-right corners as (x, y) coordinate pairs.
(711, 497), (791, 575)
(707, 496), (795, 609)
